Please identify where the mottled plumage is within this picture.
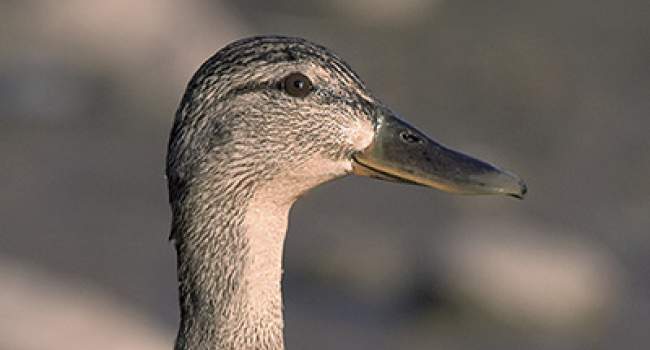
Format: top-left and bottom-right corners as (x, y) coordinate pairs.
(166, 35), (525, 350)
(167, 36), (377, 350)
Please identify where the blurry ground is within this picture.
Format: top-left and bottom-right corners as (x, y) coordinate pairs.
(1, 1), (649, 350)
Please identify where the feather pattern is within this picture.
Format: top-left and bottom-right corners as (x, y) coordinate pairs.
(167, 35), (376, 350)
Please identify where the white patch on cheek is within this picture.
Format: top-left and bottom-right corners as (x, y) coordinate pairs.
(346, 115), (375, 151)
(269, 155), (353, 204)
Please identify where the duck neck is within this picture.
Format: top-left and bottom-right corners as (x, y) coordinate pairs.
(173, 181), (291, 350)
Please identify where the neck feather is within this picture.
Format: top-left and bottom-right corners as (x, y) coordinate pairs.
(173, 186), (290, 350)
(172, 155), (350, 350)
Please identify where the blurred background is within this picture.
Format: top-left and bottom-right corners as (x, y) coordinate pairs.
(1, 1), (649, 349)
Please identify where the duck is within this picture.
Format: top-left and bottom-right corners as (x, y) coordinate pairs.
(166, 35), (526, 350)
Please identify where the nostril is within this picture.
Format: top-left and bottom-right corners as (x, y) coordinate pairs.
(400, 131), (424, 144)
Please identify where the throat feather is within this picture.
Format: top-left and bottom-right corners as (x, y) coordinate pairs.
(175, 156), (351, 350)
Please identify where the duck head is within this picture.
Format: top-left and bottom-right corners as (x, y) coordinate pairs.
(167, 36), (526, 206)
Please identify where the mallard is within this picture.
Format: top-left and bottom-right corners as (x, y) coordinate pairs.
(166, 35), (526, 350)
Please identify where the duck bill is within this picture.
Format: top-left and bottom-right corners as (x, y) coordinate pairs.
(352, 112), (527, 199)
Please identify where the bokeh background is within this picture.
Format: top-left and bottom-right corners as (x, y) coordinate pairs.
(1, 1), (649, 349)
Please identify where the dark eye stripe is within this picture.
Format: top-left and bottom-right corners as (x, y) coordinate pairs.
(221, 81), (273, 100)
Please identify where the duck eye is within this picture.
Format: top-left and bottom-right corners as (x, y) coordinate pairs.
(282, 72), (312, 98)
